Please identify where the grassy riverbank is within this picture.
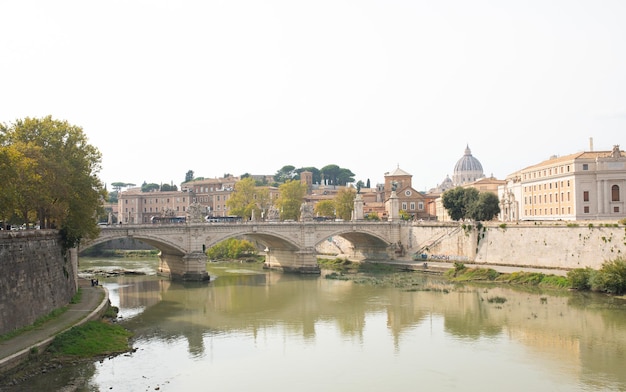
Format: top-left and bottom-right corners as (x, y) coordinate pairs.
(320, 258), (572, 291)
(0, 306), (133, 388)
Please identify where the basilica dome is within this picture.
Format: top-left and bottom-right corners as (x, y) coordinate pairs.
(452, 145), (484, 185)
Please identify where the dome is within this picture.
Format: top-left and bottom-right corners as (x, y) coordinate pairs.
(452, 145), (484, 185)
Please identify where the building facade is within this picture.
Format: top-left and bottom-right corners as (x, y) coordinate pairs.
(500, 145), (626, 221)
(118, 187), (191, 224)
(383, 166), (437, 220)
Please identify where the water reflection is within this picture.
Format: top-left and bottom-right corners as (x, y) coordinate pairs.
(10, 257), (626, 391)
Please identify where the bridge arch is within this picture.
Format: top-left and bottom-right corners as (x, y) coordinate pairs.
(80, 227), (209, 281)
(82, 232), (187, 256)
(81, 222), (406, 280)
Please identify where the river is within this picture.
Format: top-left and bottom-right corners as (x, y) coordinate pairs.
(7, 256), (626, 391)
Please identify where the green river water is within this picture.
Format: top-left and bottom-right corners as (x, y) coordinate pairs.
(5, 256), (626, 391)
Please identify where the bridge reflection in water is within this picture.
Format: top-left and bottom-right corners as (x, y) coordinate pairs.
(98, 263), (626, 391)
(81, 221), (405, 281)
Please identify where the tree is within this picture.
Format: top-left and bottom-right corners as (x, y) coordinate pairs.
(141, 182), (160, 192)
(442, 187), (499, 222)
(321, 164), (355, 186)
(297, 167), (321, 184)
(274, 165), (296, 183)
(226, 177), (269, 220)
(469, 192), (501, 221)
(185, 170), (194, 183)
(314, 200), (335, 218)
(275, 180), (306, 220)
(161, 183), (178, 191)
(111, 182), (135, 192)
(0, 116), (105, 247)
(334, 187), (356, 220)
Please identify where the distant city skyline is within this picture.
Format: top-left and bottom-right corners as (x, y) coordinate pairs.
(2, 1), (624, 191)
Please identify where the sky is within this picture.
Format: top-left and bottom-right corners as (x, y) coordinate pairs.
(1, 0), (625, 192)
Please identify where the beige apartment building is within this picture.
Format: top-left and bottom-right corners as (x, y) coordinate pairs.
(181, 175), (281, 219)
(499, 144), (626, 221)
(181, 175), (239, 217)
(118, 187), (191, 224)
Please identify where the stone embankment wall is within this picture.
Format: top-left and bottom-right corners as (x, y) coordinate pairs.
(0, 230), (77, 335)
(408, 222), (626, 270)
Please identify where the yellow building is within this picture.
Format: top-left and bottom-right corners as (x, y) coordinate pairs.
(501, 145), (626, 221)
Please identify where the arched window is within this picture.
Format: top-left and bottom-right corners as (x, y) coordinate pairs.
(612, 185), (620, 201)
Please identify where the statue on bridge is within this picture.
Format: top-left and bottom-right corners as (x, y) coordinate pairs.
(188, 203), (206, 223)
(267, 206), (280, 221)
(300, 202), (314, 222)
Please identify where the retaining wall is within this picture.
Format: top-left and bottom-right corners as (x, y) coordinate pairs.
(408, 222), (626, 270)
(0, 230), (78, 335)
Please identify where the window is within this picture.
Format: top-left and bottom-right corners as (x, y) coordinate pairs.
(418, 202), (424, 210)
(402, 202), (407, 210)
(583, 191), (589, 202)
(612, 185), (620, 201)
(582, 164), (589, 170)
(584, 206), (590, 213)
(615, 207), (620, 213)
(410, 202), (415, 210)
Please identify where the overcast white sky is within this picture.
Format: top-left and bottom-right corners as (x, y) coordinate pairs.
(2, 0), (625, 191)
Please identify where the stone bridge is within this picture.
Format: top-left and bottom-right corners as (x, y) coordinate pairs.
(80, 221), (407, 281)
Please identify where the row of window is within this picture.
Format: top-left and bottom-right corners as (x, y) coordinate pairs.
(524, 180), (571, 192)
(401, 202), (425, 211)
(525, 192), (571, 205)
(525, 207), (572, 216)
(523, 165), (572, 180)
(524, 186), (621, 205)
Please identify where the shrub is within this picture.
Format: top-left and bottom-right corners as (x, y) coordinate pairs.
(206, 238), (257, 260)
(591, 258), (626, 295)
(567, 268), (593, 290)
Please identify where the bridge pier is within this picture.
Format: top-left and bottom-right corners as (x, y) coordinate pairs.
(264, 248), (320, 274)
(348, 243), (396, 261)
(158, 251), (209, 281)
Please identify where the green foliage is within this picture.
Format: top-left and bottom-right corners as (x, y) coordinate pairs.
(365, 212), (381, 221)
(619, 218), (626, 226)
(314, 200), (336, 218)
(590, 258), (626, 295)
(185, 170), (194, 183)
(275, 180), (307, 220)
(334, 187), (356, 220)
(226, 177), (269, 220)
(160, 183), (178, 191)
(487, 296), (507, 304)
(47, 321), (132, 358)
(568, 259), (626, 294)
(0, 116), (105, 243)
(320, 164), (355, 186)
(441, 187), (500, 221)
(274, 165), (297, 183)
(141, 182), (160, 192)
(471, 192), (501, 221)
(206, 238), (257, 260)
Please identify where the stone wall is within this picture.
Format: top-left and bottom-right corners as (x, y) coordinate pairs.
(407, 222), (626, 270)
(0, 230), (77, 335)
(475, 224), (626, 269)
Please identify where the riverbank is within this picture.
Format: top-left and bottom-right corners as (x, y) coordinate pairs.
(0, 278), (110, 375)
(320, 258), (572, 292)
